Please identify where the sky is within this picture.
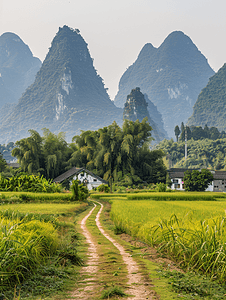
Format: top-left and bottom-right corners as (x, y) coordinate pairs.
(1, 0), (226, 100)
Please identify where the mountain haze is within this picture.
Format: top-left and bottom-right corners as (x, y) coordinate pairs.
(0, 32), (41, 109)
(187, 63), (226, 131)
(123, 88), (167, 143)
(114, 31), (214, 137)
(0, 26), (122, 143)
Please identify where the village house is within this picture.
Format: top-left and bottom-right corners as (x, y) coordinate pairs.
(168, 168), (226, 192)
(53, 167), (108, 190)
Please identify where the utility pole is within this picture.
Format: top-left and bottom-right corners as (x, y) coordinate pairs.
(185, 126), (187, 160)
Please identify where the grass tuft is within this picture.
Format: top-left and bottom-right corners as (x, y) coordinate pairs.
(101, 286), (126, 299)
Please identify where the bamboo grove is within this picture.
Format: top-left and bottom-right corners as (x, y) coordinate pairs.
(11, 119), (167, 185)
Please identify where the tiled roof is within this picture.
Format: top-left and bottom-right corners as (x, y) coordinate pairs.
(53, 167), (108, 184)
(168, 168), (226, 180)
(7, 163), (20, 168)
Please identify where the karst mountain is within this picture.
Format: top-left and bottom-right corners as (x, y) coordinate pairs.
(0, 32), (41, 109)
(123, 87), (167, 143)
(114, 31), (214, 137)
(0, 26), (123, 143)
(187, 63), (226, 130)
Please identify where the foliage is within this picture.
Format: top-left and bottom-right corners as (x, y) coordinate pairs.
(0, 217), (59, 290)
(160, 270), (226, 299)
(0, 174), (62, 193)
(155, 182), (167, 192)
(0, 152), (7, 172)
(101, 286), (126, 299)
(96, 184), (110, 193)
(187, 63), (226, 131)
(155, 137), (226, 170)
(175, 124), (226, 142)
(12, 129), (74, 180)
(174, 125), (180, 142)
(68, 118), (167, 185)
(0, 202), (83, 297)
(70, 179), (89, 201)
(183, 169), (213, 191)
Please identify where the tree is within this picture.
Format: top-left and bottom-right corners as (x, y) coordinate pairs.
(70, 118), (167, 185)
(183, 169), (213, 191)
(0, 153), (7, 172)
(174, 125), (180, 142)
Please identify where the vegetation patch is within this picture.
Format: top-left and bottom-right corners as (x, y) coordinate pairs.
(159, 270), (226, 299)
(100, 286), (127, 299)
(110, 198), (226, 281)
(0, 201), (86, 299)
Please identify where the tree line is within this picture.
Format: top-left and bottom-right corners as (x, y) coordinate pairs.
(7, 119), (167, 186)
(156, 137), (226, 170)
(174, 123), (226, 142)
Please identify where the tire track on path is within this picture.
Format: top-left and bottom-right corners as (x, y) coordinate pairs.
(70, 204), (99, 299)
(69, 201), (154, 299)
(95, 201), (153, 300)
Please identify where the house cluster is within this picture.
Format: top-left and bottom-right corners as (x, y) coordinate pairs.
(53, 167), (108, 190)
(168, 168), (226, 192)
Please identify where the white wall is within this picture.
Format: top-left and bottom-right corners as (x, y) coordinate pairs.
(73, 172), (104, 190)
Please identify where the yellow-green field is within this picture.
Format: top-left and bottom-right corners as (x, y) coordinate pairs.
(110, 199), (226, 228)
(109, 198), (226, 281)
(0, 202), (82, 214)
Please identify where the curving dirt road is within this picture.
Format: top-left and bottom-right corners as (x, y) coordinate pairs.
(69, 201), (154, 299)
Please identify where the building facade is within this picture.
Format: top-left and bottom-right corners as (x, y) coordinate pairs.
(168, 168), (226, 192)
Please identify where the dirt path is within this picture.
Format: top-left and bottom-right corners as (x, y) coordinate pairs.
(95, 201), (154, 300)
(70, 204), (99, 299)
(69, 201), (155, 299)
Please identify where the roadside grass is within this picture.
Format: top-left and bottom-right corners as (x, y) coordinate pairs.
(0, 201), (89, 300)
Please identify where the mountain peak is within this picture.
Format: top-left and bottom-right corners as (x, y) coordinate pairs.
(0, 32), (41, 109)
(0, 26), (122, 143)
(114, 31), (214, 137)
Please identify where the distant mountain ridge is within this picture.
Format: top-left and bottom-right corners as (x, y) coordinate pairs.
(187, 63), (226, 131)
(114, 31), (215, 137)
(123, 87), (167, 143)
(0, 26), (122, 143)
(0, 32), (41, 109)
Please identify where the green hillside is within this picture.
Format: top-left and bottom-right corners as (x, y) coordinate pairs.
(187, 63), (226, 131)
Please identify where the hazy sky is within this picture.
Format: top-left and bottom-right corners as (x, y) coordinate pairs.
(1, 0), (226, 99)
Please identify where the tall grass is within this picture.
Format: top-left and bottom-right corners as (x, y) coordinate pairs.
(149, 215), (226, 281)
(0, 217), (59, 291)
(110, 199), (226, 281)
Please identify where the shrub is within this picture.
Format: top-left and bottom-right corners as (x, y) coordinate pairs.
(70, 180), (89, 201)
(0, 174), (62, 193)
(155, 182), (167, 192)
(96, 184), (110, 193)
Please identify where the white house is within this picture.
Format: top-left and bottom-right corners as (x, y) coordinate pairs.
(168, 168), (226, 192)
(53, 167), (108, 190)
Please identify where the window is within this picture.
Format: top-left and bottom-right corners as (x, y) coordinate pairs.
(172, 179), (178, 183)
(93, 179), (97, 182)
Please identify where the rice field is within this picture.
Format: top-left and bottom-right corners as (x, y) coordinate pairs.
(0, 199), (86, 294)
(0, 202), (82, 214)
(110, 197), (226, 281)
